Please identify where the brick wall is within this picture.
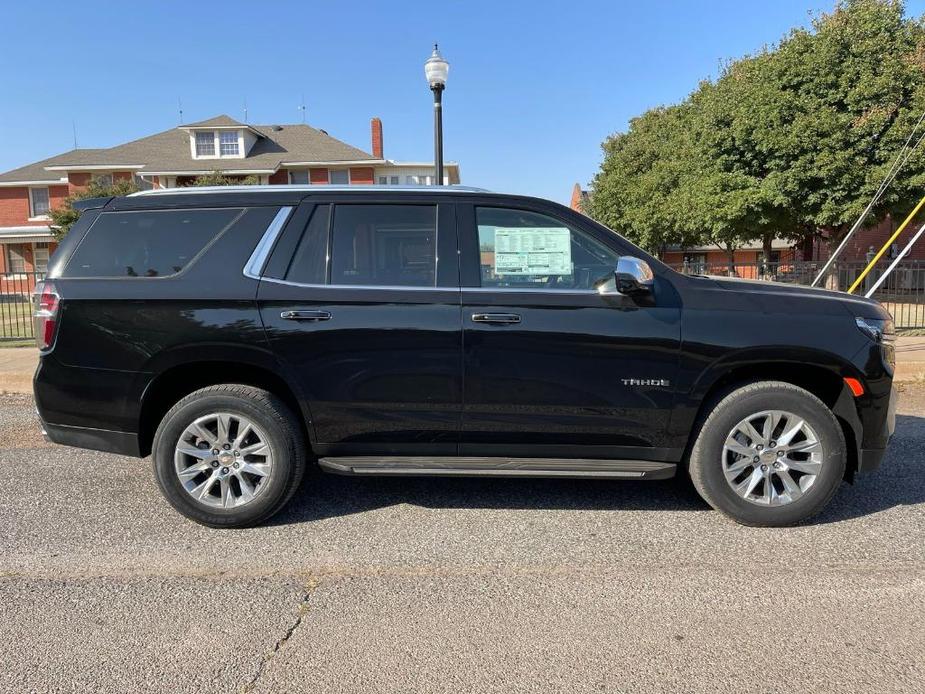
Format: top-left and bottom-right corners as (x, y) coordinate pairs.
(309, 168), (329, 184)
(0, 185), (68, 226)
(268, 169), (288, 184)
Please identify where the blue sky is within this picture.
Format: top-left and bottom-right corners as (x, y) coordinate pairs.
(2, 0), (924, 204)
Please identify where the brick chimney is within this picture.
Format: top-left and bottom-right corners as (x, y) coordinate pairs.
(371, 117), (383, 159)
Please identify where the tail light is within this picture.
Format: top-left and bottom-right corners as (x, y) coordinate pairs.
(32, 281), (60, 351)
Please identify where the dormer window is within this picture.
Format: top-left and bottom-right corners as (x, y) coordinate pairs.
(219, 131), (239, 156)
(195, 132), (216, 157)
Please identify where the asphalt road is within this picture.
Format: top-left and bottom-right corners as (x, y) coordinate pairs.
(1, 387), (924, 693)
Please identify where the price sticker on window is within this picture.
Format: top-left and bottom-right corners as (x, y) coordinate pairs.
(493, 227), (572, 276)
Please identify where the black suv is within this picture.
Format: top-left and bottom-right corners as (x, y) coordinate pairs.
(32, 185), (897, 527)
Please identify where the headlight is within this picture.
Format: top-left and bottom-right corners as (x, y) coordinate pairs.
(855, 316), (894, 343)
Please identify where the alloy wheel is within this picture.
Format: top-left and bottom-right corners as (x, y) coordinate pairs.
(173, 412), (273, 509)
(721, 409), (824, 507)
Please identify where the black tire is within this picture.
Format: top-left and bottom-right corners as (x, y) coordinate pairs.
(689, 381), (846, 527)
(152, 384), (306, 528)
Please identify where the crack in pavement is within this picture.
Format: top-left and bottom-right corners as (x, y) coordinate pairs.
(240, 577), (320, 693)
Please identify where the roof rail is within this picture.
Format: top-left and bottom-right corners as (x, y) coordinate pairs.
(129, 184), (491, 197)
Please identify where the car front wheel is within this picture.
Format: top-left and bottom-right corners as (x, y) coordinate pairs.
(689, 381), (846, 526)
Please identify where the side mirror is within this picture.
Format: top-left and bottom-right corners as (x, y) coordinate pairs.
(599, 256), (654, 296)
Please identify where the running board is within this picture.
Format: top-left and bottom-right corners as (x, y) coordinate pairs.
(317, 456), (676, 480)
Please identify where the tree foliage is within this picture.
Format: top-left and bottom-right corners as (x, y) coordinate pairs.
(587, 0), (925, 259)
(190, 171), (260, 186)
(48, 177), (139, 240)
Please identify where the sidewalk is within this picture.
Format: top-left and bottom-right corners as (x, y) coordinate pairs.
(2, 337), (923, 395)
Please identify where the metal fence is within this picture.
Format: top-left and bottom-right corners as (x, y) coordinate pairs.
(1, 261), (922, 341)
(669, 259), (925, 328)
(0, 271), (44, 341)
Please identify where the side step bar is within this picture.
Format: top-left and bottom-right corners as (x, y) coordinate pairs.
(317, 456), (676, 480)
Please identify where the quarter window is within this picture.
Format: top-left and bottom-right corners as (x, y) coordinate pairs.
(30, 187), (50, 217)
(195, 131), (215, 156)
(330, 205), (436, 287)
(64, 208), (242, 278)
(476, 207), (618, 291)
(285, 205), (330, 285)
(219, 131), (239, 156)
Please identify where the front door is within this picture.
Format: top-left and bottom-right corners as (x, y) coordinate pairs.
(258, 199), (461, 455)
(458, 202), (682, 461)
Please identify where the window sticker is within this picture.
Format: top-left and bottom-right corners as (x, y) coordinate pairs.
(493, 227), (572, 276)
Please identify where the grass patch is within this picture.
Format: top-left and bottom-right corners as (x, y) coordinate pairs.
(0, 300), (34, 341)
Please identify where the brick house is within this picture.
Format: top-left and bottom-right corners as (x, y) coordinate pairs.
(0, 115), (460, 276)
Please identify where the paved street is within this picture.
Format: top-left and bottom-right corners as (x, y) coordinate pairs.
(1, 387), (923, 693)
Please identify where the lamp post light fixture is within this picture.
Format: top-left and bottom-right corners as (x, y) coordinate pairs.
(424, 43), (449, 185)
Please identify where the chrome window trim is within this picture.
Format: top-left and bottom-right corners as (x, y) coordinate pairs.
(257, 276), (605, 296)
(243, 206), (293, 280)
(258, 276), (454, 292)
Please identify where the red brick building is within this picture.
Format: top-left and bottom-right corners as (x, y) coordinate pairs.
(0, 115), (461, 275)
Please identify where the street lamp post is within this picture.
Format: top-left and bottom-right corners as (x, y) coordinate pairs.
(424, 44), (449, 185)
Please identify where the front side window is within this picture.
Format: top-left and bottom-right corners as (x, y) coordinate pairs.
(195, 131), (215, 156)
(330, 205), (436, 287)
(476, 207), (618, 291)
(219, 131), (239, 156)
(65, 208), (242, 278)
(329, 170), (349, 185)
(30, 187), (50, 217)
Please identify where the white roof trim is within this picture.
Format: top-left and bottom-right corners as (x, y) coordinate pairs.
(379, 161), (460, 168)
(0, 179), (68, 187)
(280, 160), (385, 167)
(139, 169), (277, 176)
(0, 225), (54, 241)
(44, 164), (145, 171)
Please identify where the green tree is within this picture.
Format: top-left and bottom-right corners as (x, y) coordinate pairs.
(190, 171), (259, 186)
(587, 0), (925, 265)
(48, 177), (139, 240)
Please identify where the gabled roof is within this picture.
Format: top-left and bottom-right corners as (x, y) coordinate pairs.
(0, 116), (379, 182)
(183, 115), (245, 128)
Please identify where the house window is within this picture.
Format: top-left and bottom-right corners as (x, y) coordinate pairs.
(290, 170), (309, 185)
(329, 170), (349, 185)
(219, 131), (239, 156)
(378, 176), (400, 185)
(7, 244), (27, 274)
(91, 173), (113, 187)
(196, 131), (215, 156)
(30, 187), (50, 217)
(33, 243), (50, 273)
(133, 174), (154, 191)
(406, 175), (434, 185)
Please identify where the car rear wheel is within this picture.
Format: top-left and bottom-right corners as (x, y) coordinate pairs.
(152, 384), (306, 528)
(689, 381), (846, 526)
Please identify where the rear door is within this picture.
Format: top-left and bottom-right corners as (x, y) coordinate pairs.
(458, 200), (682, 461)
(257, 195), (461, 456)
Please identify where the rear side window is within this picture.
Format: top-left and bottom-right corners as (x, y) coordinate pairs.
(64, 208), (242, 278)
(329, 204), (437, 287)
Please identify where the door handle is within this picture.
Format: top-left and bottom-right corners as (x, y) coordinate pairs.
(281, 310), (332, 321)
(471, 312), (521, 325)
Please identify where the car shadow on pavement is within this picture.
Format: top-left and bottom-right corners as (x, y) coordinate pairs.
(268, 414), (925, 527)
